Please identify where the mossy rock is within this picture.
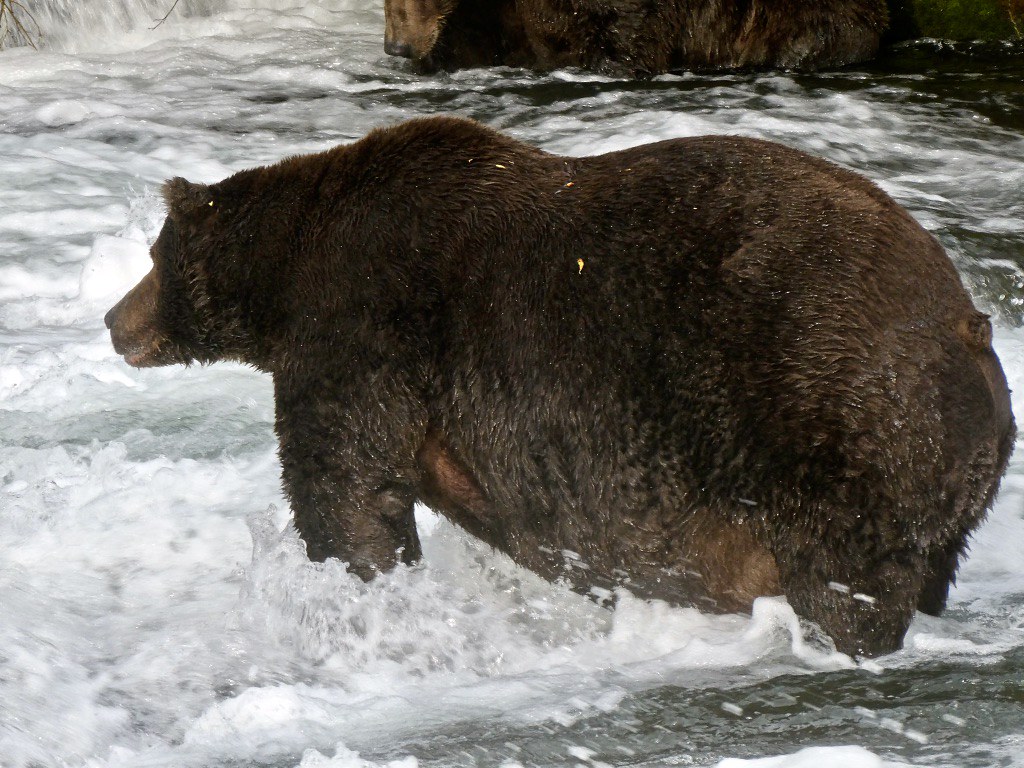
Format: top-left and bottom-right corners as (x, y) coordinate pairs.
(888, 0), (1024, 40)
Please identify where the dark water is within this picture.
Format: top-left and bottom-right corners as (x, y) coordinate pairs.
(382, 647), (1024, 767)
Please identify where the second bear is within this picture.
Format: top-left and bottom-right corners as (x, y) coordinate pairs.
(384, 0), (889, 74)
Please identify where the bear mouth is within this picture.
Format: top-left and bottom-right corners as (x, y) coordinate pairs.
(123, 339), (166, 368)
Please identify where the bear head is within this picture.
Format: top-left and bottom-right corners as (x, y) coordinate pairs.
(105, 177), (253, 369)
(384, 0), (458, 64)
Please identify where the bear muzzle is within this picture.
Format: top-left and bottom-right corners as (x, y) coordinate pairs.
(384, 38), (413, 58)
(105, 271), (168, 368)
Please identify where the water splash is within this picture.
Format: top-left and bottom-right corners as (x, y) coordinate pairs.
(18, 0), (376, 51)
(21, 0), (206, 49)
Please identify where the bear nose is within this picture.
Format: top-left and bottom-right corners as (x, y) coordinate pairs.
(104, 304), (118, 330)
(385, 39), (413, 58)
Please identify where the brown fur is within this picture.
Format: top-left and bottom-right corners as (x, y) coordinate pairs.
(384, 0), (889, 74)
(105, 117), (1015, 657)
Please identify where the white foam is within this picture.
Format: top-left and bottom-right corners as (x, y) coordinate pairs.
(298, 744), (419, 768)
(715, 745), (913, 768)
(78, 234), (151, 304)
(34, 98), (126, 126)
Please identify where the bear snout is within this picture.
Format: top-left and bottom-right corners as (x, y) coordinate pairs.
(105, 271), (167, 367)
(103, 303), (119, 330)
(385, 38), (413, 58)
(383, 0), (445, 65)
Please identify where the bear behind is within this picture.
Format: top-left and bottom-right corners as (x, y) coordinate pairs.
(105, 117), (1015, 657)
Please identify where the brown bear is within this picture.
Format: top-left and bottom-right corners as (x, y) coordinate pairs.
(105, 116), (1015, 658)
(383, 0), (890, 75)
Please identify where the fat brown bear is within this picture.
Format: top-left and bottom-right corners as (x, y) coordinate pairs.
(105, 116), (1015, 658)
(383, 0), (889, 75)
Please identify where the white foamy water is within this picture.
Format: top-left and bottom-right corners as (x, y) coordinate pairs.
(2, 3), (1023, 767)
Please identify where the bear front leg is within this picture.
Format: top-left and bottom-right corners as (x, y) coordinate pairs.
(776, 540), (927, 658)
(274, 375), (425, 580)
(282, 456), (422, 578)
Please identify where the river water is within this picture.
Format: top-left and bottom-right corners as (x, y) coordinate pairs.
(1, 2), (1023, 766)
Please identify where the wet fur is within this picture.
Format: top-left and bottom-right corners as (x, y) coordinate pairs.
(105, 117), (1015, 657)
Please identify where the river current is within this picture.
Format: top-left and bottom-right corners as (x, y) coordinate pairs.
(1, 2), (1023, 766)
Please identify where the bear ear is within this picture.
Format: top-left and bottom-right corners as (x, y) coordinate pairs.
(162, 177), (215, 221)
